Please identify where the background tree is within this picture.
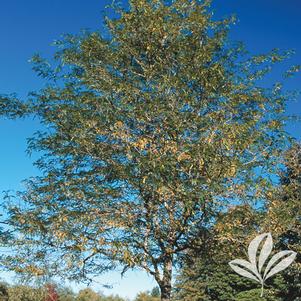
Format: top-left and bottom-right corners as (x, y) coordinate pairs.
(99, 294), (125, 301)
(175, 252), (285, 301)
(75, 288), (102, 301)
(150, 287), (160, 299)
(174, 205), (270, 301)
(7, 285), (46, 301)
(0, 0), (296, 300)
(175, 145), (301, 301)
(134, 288), (160, 301)
(57, 287), (76, 301)
(234, 289), (281, 301)
(264, 142), (301, 300)
(0, 283), (8, 301)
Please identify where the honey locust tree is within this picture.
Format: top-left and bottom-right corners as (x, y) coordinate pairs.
(0, 0), (296, 300)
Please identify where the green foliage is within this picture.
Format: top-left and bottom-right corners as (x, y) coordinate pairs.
(0, 0), (296, 300)
(175, 243), (291, 301)
(150, 287), (160, 298)
(264, 142), (301, 300)
(7, 285), (46, 301)
(234, 289), (280, 301)
(174, 203), (298, 301)
(99, 295), (125, 301)
(74, 288), (125, 301)
(76, 288), (102, 301)
(175, 257), (257, 301)
(134, 290), (160, 301)
(0, 283), (8, 301)
(57, 287), (76, 301)
(0, 284), (126, 301)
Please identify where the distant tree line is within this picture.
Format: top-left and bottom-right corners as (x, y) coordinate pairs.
(0, 283), (160, 301)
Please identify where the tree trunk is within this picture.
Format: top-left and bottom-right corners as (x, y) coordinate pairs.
(160, 257), (173, 301)
(160, 282), (172, 301)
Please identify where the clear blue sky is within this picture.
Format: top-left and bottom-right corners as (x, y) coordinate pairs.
(0, 0), (300, 299)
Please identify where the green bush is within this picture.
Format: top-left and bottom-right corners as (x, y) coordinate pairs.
(235, 289), (280, 301)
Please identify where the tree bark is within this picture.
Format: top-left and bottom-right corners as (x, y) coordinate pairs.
(160, 282), (172, 301)
(160, 257), (173, 301)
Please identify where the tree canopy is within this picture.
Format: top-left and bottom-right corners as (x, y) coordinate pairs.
(0, 0), (297, 300)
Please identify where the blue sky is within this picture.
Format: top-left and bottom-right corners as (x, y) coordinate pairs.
(0, 0), (300, 299)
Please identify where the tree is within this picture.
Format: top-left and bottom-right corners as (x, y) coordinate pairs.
(175, 146), (301, 301)
(74, 288), (124, 301)
(76, 288), (101, 301)
(176, 231), (277, 300)
(57, 287), (76, 301)
(0, 283), (8, 301)
(7, 285), (46, 301)
(150, 287), (160, 298)
(174, 205), (267, 301)
(265, 143), (301, 253)
(175, 253), (285, 301)
(100, 294), (125, 301)
(264, 142), (301, 300)
(1, 0), (296, 300)
(134, 289), (160, 301)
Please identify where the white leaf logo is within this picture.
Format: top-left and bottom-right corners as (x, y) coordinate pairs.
(229, 233), (297, 297)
